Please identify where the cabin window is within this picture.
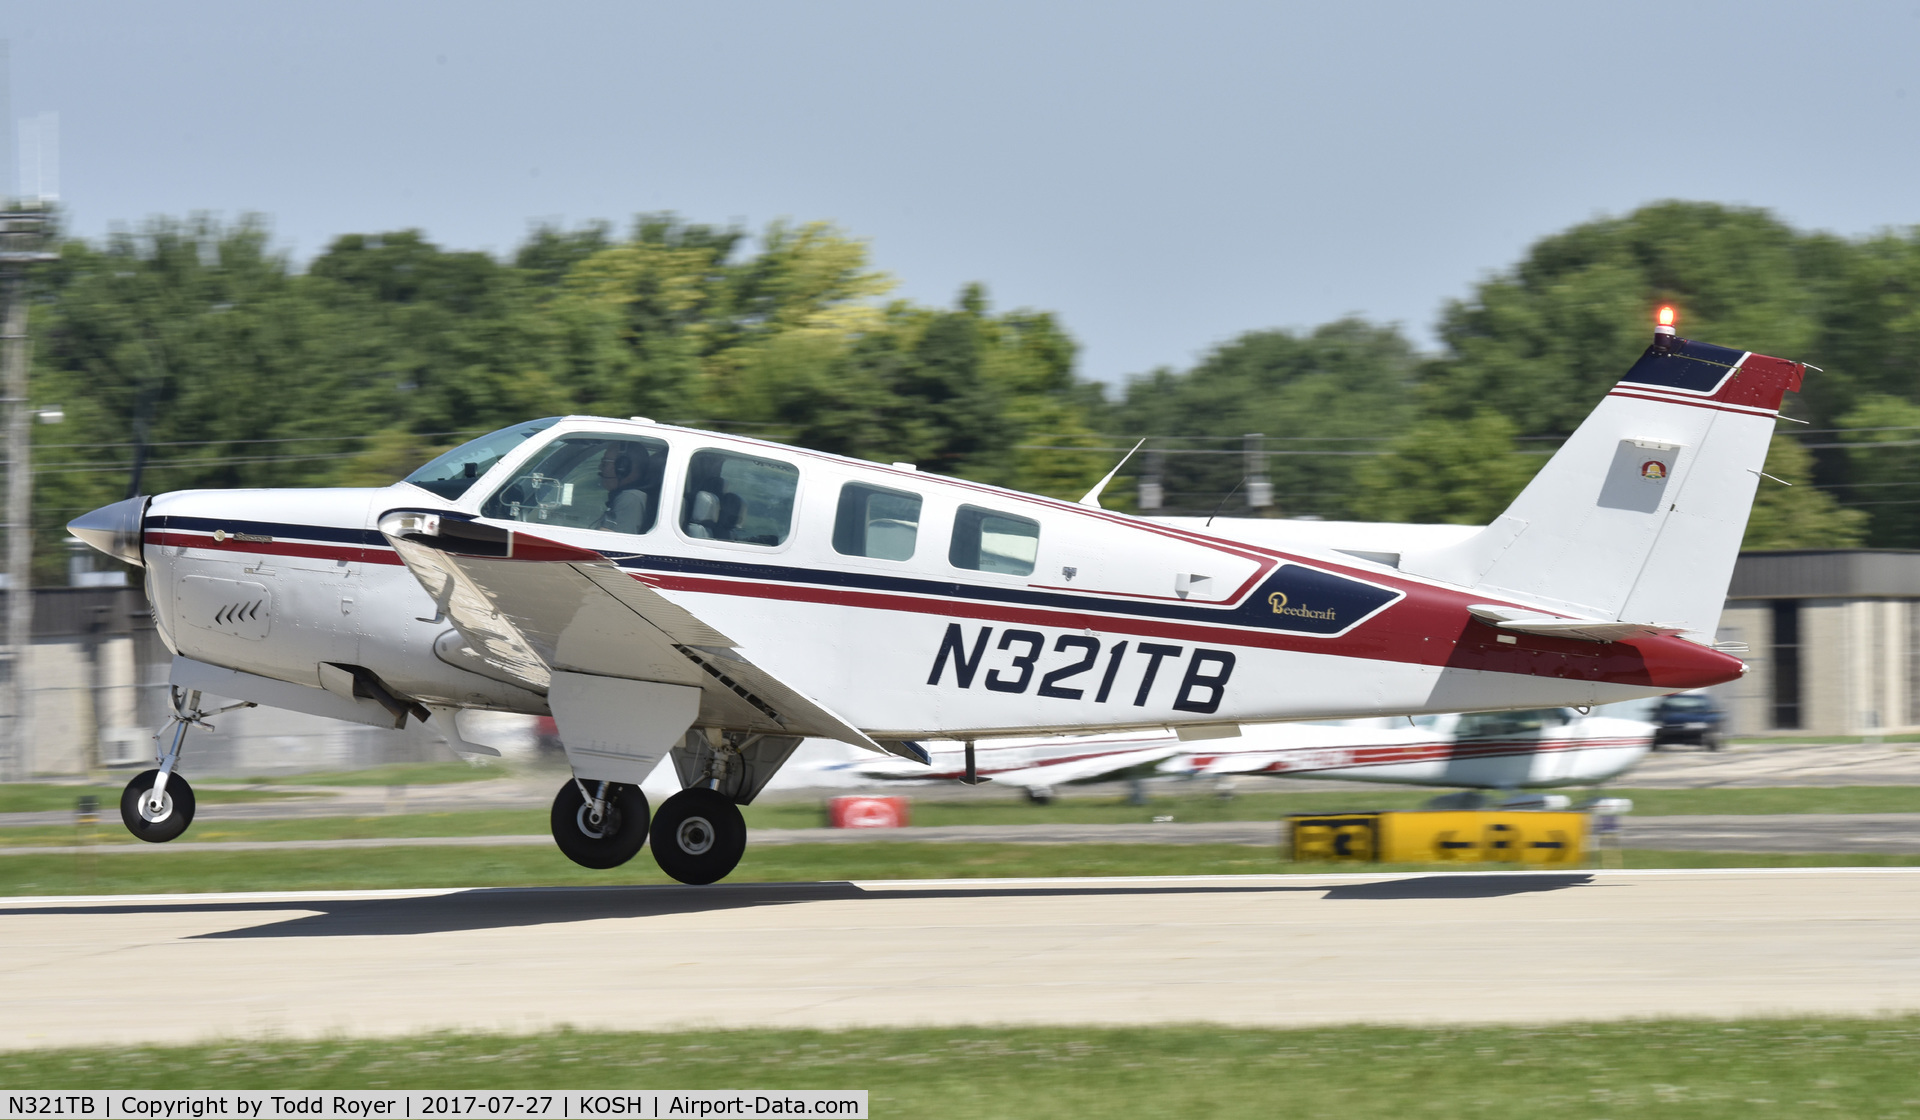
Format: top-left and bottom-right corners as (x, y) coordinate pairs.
(833, 483), (922, 561)
(949, 505), (1039, 576)
(1453, 709), (1569, 737)
(481, 434), (670, 535)
(682, 449), (800, 546)
(404, 417), (560, 499)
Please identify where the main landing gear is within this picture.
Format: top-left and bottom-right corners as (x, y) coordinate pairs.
(549, 734), (771, 883)
(546, 782), (747, 884)
(119, 688), (253, 843)
(550, 779), (650, 869)
(649, 788), (746, 885)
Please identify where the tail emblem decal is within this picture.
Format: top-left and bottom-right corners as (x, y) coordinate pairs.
(1641, 460), (1668, 480)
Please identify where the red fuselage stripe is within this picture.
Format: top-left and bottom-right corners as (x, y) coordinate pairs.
(1605, 388), (1778, 417)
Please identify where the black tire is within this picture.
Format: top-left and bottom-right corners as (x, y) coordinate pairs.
(550, 780), (650, 870)
(1705, 734), (1723, 753)
(120, 769), (196, 843)
(650, 788), (747, 885)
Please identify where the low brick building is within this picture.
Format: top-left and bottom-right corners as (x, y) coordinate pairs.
(1716, 550), (1920, 737)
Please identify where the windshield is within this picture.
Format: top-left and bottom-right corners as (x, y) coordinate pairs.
(402, 418), (561, 500)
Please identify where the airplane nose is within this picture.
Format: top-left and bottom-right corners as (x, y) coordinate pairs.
(67, 496), (149, 567)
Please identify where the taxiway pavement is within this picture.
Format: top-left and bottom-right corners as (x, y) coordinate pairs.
(2, 869), (1916, 1048)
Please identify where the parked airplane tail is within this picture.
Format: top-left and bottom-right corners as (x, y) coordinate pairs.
(1401, 313), (1804, 643)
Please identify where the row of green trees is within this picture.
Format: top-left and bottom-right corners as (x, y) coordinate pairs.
(1115, 201), (1920, 546)
(23, 200), (1920, 581)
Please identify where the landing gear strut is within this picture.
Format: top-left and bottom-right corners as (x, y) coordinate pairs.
(550, 779), (650, 869)
(650, 788), (746, 885)
(119, 687), (252, 843)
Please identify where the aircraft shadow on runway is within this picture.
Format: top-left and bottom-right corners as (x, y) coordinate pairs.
(1320, 874), (1592, 899)
(3, 874), (1595, 938)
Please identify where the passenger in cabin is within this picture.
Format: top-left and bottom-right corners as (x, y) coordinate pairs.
(684, 488), (745, 540)
(716, 492), (745, 540)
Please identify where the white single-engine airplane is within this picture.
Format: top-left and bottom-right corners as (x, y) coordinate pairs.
(839, 707), (1653, 802)
(70, 311), (1787, 883)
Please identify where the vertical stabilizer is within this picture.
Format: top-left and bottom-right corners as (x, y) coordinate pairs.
(1401, 326), (1805, 642)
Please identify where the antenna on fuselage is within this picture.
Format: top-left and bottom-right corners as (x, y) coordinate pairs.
(1078, 438), (1147, 509)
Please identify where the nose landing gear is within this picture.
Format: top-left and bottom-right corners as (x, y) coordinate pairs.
(549, 778), (650, 869)
(120, 767), (196, 842)
(118, 688), (252, 843)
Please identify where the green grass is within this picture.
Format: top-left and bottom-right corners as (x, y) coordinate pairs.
(1589, 786), (1920, 815)
(2, 785), (1916, 850)
(5, 1019), (1920, 1117)
(0, 783), (321, 815)
(199, 761), (507, 787)
(4, 841), (1919, 897)
(0, 810), (555, 847)
(741, 785), (1920, 827)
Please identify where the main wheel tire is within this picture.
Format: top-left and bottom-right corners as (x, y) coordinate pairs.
(550, 780), (650, 869)
(120, 769), (196, 843)
(649, 788), (747, 885)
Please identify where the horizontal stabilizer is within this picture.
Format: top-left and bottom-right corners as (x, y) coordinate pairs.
(1466, 604), (1681, 644)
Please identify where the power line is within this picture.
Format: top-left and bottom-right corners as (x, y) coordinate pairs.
(32, 451), (372, 476)
(33, 428), (487, 451)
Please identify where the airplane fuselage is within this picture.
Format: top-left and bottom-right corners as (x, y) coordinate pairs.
(137, 417), (1740, 741)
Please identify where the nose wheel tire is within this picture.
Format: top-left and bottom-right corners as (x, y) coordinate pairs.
(550, 780), (650, 869)
(650, 788), (747, 885)
(120, 769), (196, 843)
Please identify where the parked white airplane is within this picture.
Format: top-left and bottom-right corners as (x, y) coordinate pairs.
(839, 707), (1651, 801)
(69, 311), (1793, 882)
(1164, 708), (1653, 791)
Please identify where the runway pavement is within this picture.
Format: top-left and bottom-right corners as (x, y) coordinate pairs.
(2, 869), (1917, 1047)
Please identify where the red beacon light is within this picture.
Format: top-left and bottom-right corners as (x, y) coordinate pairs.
(1653, 306), (1678, 353)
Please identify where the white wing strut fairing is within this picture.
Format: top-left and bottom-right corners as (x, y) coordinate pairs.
(1465, 605), (1683, 644)
(378, 512), (898, 779)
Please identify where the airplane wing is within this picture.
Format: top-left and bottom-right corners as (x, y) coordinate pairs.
(1467, 604), (1683, 644)
(379, 511), (899, 755)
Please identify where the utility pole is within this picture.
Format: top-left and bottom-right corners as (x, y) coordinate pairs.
(1243, 433), (1273, 515)
(1137, 446), (1165, 513)
(1, 204), (56, 781)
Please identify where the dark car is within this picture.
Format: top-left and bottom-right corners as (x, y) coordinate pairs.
(1652, 692), (1725, 751)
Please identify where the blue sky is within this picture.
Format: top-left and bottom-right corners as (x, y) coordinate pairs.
(5, 1), (1919, 385)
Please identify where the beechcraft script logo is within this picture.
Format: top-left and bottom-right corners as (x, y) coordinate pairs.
(1641, 460), (1668, 480)
(1268, 591), (1336, 623)
(1247, 565), (1400, 637)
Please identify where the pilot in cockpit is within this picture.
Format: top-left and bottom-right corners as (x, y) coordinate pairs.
(594, 446), (652, 535)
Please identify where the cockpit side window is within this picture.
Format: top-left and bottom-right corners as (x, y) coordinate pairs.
(681, 449), (799, 546)
(833, 482), (922, 561)
(1454, 709), (1558, 738)
(403, 418), (561, 499)
(949, 505), (1039, 576)
(481, 434), (670, 535)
